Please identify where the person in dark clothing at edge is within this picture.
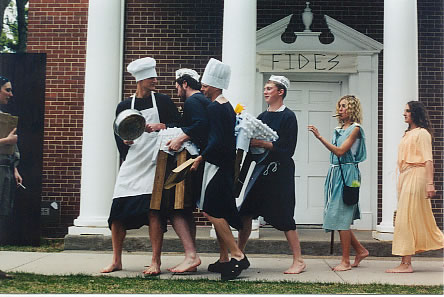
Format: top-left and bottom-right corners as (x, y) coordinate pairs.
(190, 58), (250, 281)
(164, 68), (211, 273)
(237, 75), (306, 274)
(0, 76), (22, 279)
(101, 57), (180, 276)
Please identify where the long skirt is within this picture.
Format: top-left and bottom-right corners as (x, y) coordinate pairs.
(392, 166), (444, 255)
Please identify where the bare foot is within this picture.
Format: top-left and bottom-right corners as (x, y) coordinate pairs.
(168, 256), (201, 273)
(332, 263), (352, 271)
(100, 263), (122, 273)
(352, 250), (369, 267)
(168, 265), (198, 272)
(284, 261), (306, 274)
(143, 265), (161, 276)
(386, 263), (413, 273)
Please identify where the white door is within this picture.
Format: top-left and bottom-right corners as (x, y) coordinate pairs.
(285, 81), (342, 224)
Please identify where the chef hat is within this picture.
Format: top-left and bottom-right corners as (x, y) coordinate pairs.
(127, 57), (157, 82)
(201, 58), (231, 90)
(269, 75), (290, 90)
(175, 68), (200, 81)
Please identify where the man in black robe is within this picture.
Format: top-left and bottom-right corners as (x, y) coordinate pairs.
(237, 75), (306, 274)
(191, 58), (249, 281)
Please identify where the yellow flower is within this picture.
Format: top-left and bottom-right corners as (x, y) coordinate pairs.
(234, 104), (245, 114)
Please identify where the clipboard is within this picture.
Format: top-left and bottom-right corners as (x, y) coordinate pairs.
(0, 113), (18, 155)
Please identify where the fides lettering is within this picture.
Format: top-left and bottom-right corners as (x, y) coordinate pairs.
(271, 54), (340, 71)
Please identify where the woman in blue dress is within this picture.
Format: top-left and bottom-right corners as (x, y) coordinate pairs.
(308, 95), (369, 271)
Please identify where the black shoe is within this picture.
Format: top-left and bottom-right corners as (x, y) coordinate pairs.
(208, 260), (228, 273)
(238, 255), (250, 270)
(221, 255), (249, 281)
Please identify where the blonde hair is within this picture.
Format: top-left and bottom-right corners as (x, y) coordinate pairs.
(336, 95), (362, 125)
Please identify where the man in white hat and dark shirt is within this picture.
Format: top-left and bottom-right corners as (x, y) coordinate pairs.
(237, 75), (306, 274)
(101, 57), (181, 276)
(190, 58), (250, 281)
(159, 68), (211, 273)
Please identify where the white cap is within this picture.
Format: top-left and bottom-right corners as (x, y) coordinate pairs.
(127, 57), (157, 82)
(201, 58), (231, 90)
(269, 75), (290, 90)
(175, 68), (200, 81)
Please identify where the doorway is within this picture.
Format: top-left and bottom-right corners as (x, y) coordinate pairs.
(284, 79), (344, 224)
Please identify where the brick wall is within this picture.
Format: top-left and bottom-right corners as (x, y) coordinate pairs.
(123, 0), (223, 101)
(26, 0), (443, 236)
(417, 0), (443, 228)
(27, 0), (89, 237)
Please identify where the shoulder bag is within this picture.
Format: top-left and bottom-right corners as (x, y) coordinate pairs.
(338, 157), (360, 206)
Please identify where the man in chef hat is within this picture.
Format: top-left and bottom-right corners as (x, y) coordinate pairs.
(268, 75), (290, 99)
(237, 74), (306, 274)
(191, 58), (250, 281)
(162, 68), (211, 273)
(102, 57), (181, 276)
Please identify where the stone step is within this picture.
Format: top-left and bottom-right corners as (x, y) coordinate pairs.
(64, 226), (443, 257)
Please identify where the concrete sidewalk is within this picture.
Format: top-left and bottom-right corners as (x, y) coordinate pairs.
(1, 251), (443, 286)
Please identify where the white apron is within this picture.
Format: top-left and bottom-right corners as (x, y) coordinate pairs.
(198, 161), (219, 209)
(113, 92), (160, 198)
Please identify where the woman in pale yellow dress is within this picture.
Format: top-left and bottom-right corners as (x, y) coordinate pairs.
(386, 101), (444, 273)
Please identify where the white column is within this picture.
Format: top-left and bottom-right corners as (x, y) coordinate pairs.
(373, 0), (418, 240)
(68, 0), (125, 235)
(222, 0), (258, 115)
(211, 0), (259, 238)
(352, 56), (374, 230)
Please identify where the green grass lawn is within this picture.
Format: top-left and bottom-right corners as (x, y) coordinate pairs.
(0, 273), (442, 294)
(0, 239), (64, 253)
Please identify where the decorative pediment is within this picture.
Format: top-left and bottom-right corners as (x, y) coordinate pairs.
(256, 15), (293, 46)
(257, 14), (383, 54)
